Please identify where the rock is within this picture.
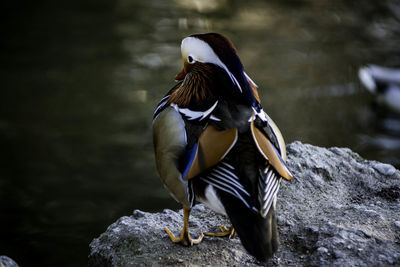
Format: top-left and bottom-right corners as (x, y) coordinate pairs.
(89, 141), (400, 266)
(0, 256), (19, 267)
(317, 247), (329, 254)
(373, 162), (397, 176)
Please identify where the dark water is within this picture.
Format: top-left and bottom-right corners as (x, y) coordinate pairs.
(1, 0), (399, 266)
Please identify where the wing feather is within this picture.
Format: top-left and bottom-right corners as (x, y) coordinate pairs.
(250, 120), (293, 180)
(199, 161), (254, 210)
(184, 125), (238, 180)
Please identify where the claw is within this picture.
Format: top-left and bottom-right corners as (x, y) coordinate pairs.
(204, 225), (235, 238)
(164, 206), (204, 246)
(164, 226), (204, 246)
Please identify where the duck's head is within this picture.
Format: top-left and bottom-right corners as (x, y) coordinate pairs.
(175, 33), (260, 106)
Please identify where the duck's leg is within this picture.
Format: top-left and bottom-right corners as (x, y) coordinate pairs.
(164, 206), (204, 246)
(204, 225), (236, 238)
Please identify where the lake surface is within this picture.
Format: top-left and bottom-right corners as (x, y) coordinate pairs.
(1, 0), (399, 266)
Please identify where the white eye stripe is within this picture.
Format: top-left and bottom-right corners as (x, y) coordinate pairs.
(181, 37), (242, 92)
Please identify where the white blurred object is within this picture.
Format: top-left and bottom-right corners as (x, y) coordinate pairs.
(359, 65), (400, 113)
(0, 256), (19, 267)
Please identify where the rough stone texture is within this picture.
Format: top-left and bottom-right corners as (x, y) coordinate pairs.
(89, 141), (400, 266)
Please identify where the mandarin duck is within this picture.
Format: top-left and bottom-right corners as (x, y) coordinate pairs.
(359, 65), (400, 113)
(152, 33), (293, 262)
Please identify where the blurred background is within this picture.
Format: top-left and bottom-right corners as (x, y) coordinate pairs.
(1, 0), (399, 266)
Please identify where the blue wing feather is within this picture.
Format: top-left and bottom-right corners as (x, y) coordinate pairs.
(181, 143), (198, 180)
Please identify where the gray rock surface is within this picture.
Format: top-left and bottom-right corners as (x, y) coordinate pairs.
(89, 141), (400, 266)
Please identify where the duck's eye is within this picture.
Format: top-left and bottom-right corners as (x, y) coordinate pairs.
(187, 56), (194, 63)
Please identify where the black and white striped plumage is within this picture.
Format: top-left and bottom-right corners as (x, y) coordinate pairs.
(152, 33), (293, 262)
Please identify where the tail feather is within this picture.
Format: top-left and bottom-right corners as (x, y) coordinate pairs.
(217, 189), (279, 262)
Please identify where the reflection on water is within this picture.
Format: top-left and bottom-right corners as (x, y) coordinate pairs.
(358, 107), (400, 166)
(1, 0), (399, 266)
